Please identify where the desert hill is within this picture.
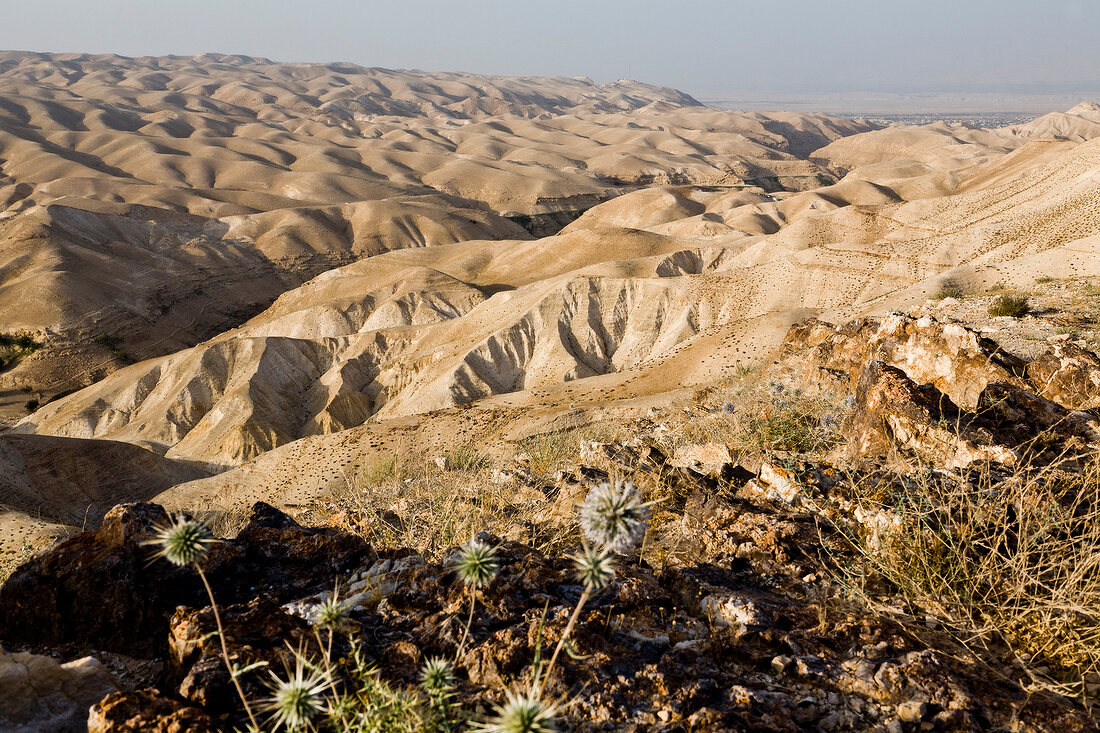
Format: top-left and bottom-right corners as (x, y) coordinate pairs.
(0, 52), (880, 416)
(14, 131), (1100, 470)
(1, 53), (1100, 556)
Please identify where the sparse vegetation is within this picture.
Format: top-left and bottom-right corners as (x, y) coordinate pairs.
(0, 331), (42, 370)
(93, 332), (134, 364)
(835, 453), (1100, 710)
(23, 398), (39, 413)
(932, 281), (965, 300)
(143, 472), (659, 731)
(988, 294), (1031, 317)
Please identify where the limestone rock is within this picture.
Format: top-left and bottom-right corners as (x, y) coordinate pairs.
(1026, 341), (1100, 410)
(670, 442), (733, 476)
(844, 360), (1018, 468)
(0, 651), (118, 733)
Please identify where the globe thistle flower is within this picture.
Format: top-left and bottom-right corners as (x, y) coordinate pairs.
(420, 656), (455, 693)
(314, 589), (350, 633)
(578, 481), (651, 553)
(475, 690), (558, 733)
(571, 544), (616, 590)
(262, 657), (330, 731)
(145, 515), (216, 566)
(453, 539), (500, 589)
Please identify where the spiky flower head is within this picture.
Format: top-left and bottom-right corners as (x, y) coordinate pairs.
(420, 656), (455, 693)
(578, 481), (651, 553)
(314, 589), (350, 632)
(475, 690), (558, 733)
(571, 544), (616, 590)
(145, 515), (216, 566)
(453, 539), (500, 589)
(262, 657), (330, 732)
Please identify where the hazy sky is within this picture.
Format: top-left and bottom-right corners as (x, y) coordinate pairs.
(2, 0), (1098, 100)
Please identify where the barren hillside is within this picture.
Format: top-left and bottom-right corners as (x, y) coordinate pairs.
(1, 52), (1100, 549)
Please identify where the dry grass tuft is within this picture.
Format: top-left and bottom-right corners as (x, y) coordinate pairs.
(836, 452), (1100, 710)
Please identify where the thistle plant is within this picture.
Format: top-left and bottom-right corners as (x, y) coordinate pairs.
(146, 515), (260, 731)
(262, 656), (331, 732)
(421, 657), (458, 729)
(315, 590), (351, 633)
(537, 481), (651, 696)
(453, 539), (500, 659)
(312, 585), (351, 676)
(571, 545), (615, 591)
(420, 657), (456, 693)
(578, 480), (651, 553)
(454, 539), (500, 588)
(148, 517), (216, 566)
(475, 689), (558, 733)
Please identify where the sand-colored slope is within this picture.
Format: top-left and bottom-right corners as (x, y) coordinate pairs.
(0, 195), (524, 413)
(20, 134), (1100, 467)
(0, 433), (209, 524)
(0, 53), (875, 223)
(0, 53), (882, 418)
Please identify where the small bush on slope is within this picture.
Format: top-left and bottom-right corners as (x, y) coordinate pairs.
(988, 294), (1031, 318)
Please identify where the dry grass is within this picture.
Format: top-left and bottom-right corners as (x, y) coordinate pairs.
(324, 449), (582, 560)
(658, 372), (849, 459)
(988, 294), (1031, 318)
(836, 452), (1100, 710)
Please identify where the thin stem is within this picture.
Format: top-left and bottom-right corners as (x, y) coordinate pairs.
(537, 585), (591, 697)
(455, 587), (477, 660)
(196, 564), (260, 731)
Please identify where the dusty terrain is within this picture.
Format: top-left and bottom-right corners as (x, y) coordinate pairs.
(1, 52), (1099, 547)
(1, 52), (1100, 731)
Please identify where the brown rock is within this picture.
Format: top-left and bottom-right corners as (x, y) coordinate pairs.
(170, 597), (310, 712)
(88, 689), (213, 733)
(670, 443), (733, 476)
(977, 381), (1100, 449)
(0, 501), (374, 657)
(783, 314), (1029, 409)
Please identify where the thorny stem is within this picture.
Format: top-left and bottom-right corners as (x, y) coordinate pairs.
(195, 564), (260, 731)
(537, 584), (592, 697)
(455, 586), (478, 660)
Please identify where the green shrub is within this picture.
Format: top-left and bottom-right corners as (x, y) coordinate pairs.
(932, 282), (965, 300)
(988, 294), (1030, 318)
(24, 398), (39, 413)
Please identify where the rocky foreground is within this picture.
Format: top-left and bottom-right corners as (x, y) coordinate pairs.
(1, 313), (1099, 732)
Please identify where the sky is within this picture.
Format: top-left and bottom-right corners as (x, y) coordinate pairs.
(2, 0), (1099, 103)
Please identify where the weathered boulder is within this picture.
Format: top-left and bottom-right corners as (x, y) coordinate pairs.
(977, 381), (1100, 450)
(0, 650), (119, 733)
(783, 314), (1029, 409)
(87, 689), (213, 733)
(1026, 341), (1100, 411)
(844, 361), (1017, 468)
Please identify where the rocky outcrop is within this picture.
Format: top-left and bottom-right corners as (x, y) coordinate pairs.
(88, 690), (212, 733)
(0, 501), (374, 657)
(843, 361), (1018, 468)
(1026, 341), (1100, 410)
(783, 314), (1030, 409)
(0, 651), (119, 733)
